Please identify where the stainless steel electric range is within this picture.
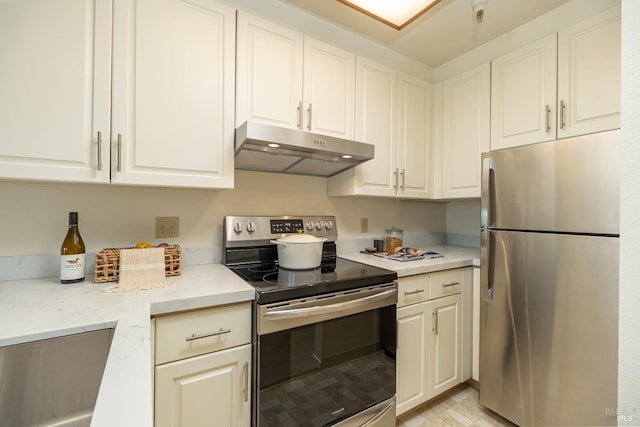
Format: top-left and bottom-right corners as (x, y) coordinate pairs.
(223, 215), (398, 427)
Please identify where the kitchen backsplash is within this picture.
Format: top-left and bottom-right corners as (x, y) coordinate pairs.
(1, 171), (479, 281)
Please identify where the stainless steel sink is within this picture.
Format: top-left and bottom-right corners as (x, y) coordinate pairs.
(0, 328), (114, 427)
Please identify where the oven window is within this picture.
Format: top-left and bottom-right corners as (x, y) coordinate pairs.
(257, 305), (396, 426)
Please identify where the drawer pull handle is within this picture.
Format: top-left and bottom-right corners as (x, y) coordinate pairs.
(404, 289), (425, 296)
(185, 328), (231, 342)
(442, 282), (460, 288)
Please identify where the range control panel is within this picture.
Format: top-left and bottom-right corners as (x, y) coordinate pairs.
(224, 215), (337, 247)
(270, 219), (304, 234)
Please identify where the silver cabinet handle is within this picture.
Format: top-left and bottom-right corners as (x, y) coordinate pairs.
(96, 131), (103, 171)
(116, 134), (122, 172)
(442, 282), (460, 288)
(432, 311), (439, 335)
(560, 99), (566, 129)
(393, 169), (398, 190)
(242, 361), (249, 402)
(185, 328), (231, 342)
(400, 169), (406, 190)
(404, 289), (425, 296)
(545, 104), (551, 132)
(297, 101), (302, 129)
(307, 104), (312, 130)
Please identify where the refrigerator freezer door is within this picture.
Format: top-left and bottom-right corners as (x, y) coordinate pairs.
(480, 230), (618, 426)
(481, 130), (619, 235)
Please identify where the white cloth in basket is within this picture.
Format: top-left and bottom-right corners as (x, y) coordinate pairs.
(104, 247), (174, 292)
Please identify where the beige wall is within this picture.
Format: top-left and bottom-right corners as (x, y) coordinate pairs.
(0, 170), (447, 258)
(446, 201), (481, 238)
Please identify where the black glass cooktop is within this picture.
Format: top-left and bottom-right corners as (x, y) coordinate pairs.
(228, 257), (397, 304)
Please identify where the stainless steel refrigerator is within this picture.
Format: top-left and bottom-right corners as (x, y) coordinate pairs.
(479, 130), (619, 426)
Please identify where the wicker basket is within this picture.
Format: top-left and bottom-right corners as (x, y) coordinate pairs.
(94, 245), (182, 283)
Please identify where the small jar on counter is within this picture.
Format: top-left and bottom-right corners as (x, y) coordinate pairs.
(384, 226), (403, 253)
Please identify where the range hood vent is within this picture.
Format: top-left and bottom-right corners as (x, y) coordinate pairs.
(234, 121), (374, 177)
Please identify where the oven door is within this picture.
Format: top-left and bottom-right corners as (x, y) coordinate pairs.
(255, 284), (397, 427)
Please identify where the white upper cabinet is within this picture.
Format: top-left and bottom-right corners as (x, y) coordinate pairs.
(490, 34), (557, 151)
(236, 13), (355, 139)
(328, 62), (433, 199)
(0, 0), (235, 189)
(398, 73), (433, 199)
(111, 0), (235, 188)
(328, 57), (398, 197)
(236, 12), (303, 129)
(491, 6), (620, 150)
(0, 0), (112, 184)
(557, 7), (621, 139)
(303, 37), (356, 138)
(436, 63), (490, 199)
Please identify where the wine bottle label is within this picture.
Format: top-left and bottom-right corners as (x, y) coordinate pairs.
(60, 254), (86, 281)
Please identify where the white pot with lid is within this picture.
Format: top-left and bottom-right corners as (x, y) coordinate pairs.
(270, 233), (327, 270)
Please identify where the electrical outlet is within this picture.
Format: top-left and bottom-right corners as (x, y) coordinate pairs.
(156, 217), (180, 238)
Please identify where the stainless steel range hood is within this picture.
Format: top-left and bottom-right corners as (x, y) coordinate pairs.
(234, 121), (374, 177)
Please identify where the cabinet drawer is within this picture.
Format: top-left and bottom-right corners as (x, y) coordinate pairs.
(429, 269), (463, 299)
(397, 275), (430, 307)
(155, 302), (251, 365)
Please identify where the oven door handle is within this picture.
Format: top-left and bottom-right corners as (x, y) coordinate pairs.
(263, 288), (397, 320)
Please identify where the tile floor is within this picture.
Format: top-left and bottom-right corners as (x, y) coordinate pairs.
(396, 383), (518, 427)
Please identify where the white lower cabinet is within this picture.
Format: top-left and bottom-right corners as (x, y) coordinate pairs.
(396, 268), (472, 416)
(428, 294), (462, 397)
(153, 302), (251, 427)
(155, 345), (251, 427)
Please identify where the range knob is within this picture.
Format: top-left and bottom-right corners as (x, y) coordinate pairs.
(306, 221), (315, 231)
(316, 221), (324, 230)
(325, 220), (334, 230)
(233, 222), (243, 233)
(247, 222), (256, 233)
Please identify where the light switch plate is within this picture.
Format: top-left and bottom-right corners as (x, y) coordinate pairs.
(360, 218), (368, 233)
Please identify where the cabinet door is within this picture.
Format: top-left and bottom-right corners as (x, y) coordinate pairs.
(111, 0), (235, 188)
(491, 34), (557, 150)
(557, 7), (620, 139)
(429, 294), (462, 398)
(396, 301), (429, 416)
(353, 57), (398, 196)
(155, 344), (251, 427)
(303, 37), (355, 139)
(236, 12), (303, 129)
(398, 73), (432, 199)
(441, 63), (490, 198)
(0, 0), (111, 183)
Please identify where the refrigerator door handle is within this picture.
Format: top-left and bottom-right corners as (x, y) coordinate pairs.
(480, 229), (494, 301)
(481, 157), (494, 229)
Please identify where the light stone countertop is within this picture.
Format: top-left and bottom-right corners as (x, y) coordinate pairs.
(0, 264), (255, 427)
(338, 245), (480, 277)
(0, 245), (478, 426)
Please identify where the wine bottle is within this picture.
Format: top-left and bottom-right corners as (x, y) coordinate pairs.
(60, 212), (86, 284)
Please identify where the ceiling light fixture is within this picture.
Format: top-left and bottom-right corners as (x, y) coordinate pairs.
(337, 0), (443, 30)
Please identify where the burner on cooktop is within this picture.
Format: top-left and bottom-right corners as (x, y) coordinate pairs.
(263, 269), (320, 287)
(248, 265), (278, 274)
